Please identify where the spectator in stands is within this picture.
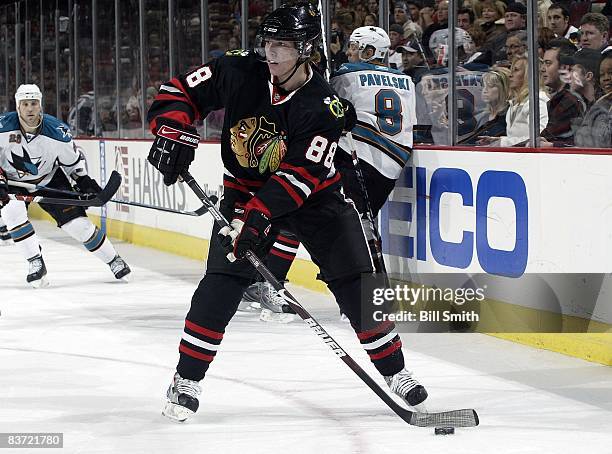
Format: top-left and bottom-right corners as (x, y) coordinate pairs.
(406, 1), (421, 23)
(564, 48), (602, 109)
(330, 19), (349, 72)
(399, 40), (430, 84)
(395, 1), (423, 39)
(367, 0), (379, 15)
(421, 0), (448, 60)
(574, 51), (612, 148)
(389, 23), (406, 70)
(461, 68), (511, 144)
(124, 95), (142, 134)
(505, 30), (528, 62)
(483, 2), (526, 64)
(579, 13), (610, 52)
(547, 3), (579, 41)
(364, 13), (378, 27)
(479, 56), (549, 146)
(458, 8), (475, 31)
(540, 39), (584, 146)
(538, 26), (557, 59)
(145, 86), (157, 112)
(97, 97), (117, 136)
(417, 5), (435, 32)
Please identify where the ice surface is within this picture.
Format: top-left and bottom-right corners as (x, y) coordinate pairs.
(1, 221), (611, 453)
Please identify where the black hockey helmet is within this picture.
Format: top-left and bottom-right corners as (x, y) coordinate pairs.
(255, 2), (321, 61)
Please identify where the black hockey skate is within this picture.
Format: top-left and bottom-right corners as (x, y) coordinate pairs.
(258, 282), (296, 323)
(108, 255), (131, 281)
(385, 369), (428, 412)
(162, 372), (201, 422)
(27, 254), (48, 288)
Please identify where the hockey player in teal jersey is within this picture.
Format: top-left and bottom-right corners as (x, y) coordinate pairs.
(0, 84), (130, 287)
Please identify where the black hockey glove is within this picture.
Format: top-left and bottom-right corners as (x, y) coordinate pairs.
(74, 175), (102, 194)
(0, 169), (9, 207)
(340, 97), (357, 132)
(218, 204), (271, 262)
(148, 117), (199, 186)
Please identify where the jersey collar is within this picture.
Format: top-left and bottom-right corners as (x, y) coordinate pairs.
(268, 66), (313, 106)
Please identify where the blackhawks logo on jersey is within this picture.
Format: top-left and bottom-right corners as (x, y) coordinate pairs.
(230, 116), (287, 173)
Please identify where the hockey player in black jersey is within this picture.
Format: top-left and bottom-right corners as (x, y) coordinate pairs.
(147, 2), (428, 422)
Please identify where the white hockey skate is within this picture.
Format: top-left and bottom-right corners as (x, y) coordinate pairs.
(162, 372), (201, 422)
(385, 368), (428, 412)
(108, 255), (131, 281)
(27, 254), (48, 288)
(258, 282), (296, 323)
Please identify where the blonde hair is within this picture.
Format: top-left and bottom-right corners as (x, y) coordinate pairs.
(510, 56), (530, 104)
(482, 68), (510, 115)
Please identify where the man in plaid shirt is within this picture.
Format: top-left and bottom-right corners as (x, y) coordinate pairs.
(540, 39), (585, 146)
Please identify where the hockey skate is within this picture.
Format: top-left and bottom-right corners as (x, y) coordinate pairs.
(0, 225), (12, 246)
(108, 255), (131, 281)
(237, 283), (262, 312)
(385, 369), (428, 412)
(27, 254), (48, 288)
(258, 282), (296, 323)
(162, 372), (201, 422)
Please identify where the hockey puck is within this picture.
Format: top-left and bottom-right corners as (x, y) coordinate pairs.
(434, 427), (455, 435)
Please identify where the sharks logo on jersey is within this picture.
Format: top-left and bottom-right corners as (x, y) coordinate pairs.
(56, 123), (72, 140)
(9, 147), (43, 177)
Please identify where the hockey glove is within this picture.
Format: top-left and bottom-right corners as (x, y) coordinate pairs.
(218, 204), (271, 262)
(340, 97), (357, 132)
(74, 175), (102, 194)
(148, 117), (199, 186)
(0, 169), (8, 207)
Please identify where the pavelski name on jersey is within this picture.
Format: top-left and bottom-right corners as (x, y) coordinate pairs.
(0, 112), (85, 187)
(331, 62), (416, 180)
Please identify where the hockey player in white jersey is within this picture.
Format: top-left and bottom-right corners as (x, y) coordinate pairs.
(331, 26), (416, 269)
(0, 84), (131, 287)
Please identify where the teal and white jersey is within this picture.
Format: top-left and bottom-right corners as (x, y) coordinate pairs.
(0, 112), (85, 189)
(331, 62), (416, 180)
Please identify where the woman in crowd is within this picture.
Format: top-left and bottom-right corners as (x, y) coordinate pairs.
(478, 56), (549, 146)
(460, 68), (511, 144)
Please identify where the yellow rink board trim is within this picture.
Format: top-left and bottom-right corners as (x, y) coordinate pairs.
(29, 205), (610, 365)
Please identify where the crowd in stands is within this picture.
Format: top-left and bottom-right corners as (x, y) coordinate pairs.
(2, 0), (610, 147)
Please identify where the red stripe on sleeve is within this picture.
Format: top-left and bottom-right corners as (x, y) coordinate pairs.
(279, 162), (320, 187)
(170, 77), (201, 121)
(185, 320), (224, 340)
(278, 234), (300, 246)
(368, 340), (402, 360)
(270, 249), (296, 260)
(270, 175), (304, 207)
(179, 344), (215, 362)
(357, 320), (394, 340)
(314, 172), (341, 193)
(244, 196), (272, 218)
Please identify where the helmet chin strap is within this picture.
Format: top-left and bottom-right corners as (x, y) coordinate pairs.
(271, 60), (305, 87)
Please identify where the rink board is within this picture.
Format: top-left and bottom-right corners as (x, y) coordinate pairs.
(29, 140), (611, 364)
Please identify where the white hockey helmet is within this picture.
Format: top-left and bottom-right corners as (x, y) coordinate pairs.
(349, 26), (390, 62)
(15, 84), (43, 105)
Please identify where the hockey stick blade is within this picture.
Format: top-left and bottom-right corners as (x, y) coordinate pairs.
(8, 171), (121, 207)
(109, 196), (217, 216)
(180, 170), (479, 428)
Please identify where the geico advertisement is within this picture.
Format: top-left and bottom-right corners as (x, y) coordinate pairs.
(381, 149), (612, 276)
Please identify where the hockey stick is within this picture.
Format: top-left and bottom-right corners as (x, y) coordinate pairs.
(8, 171), (121, 207)
(8, 180), (215, 216)
(345, 132), (388, 276)
(181, 170), (479, 428)
(109, 197), (216, 217)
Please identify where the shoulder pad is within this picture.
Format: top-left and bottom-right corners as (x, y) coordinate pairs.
(41, 114), (73, 142)
(0, 112), (20, 133)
